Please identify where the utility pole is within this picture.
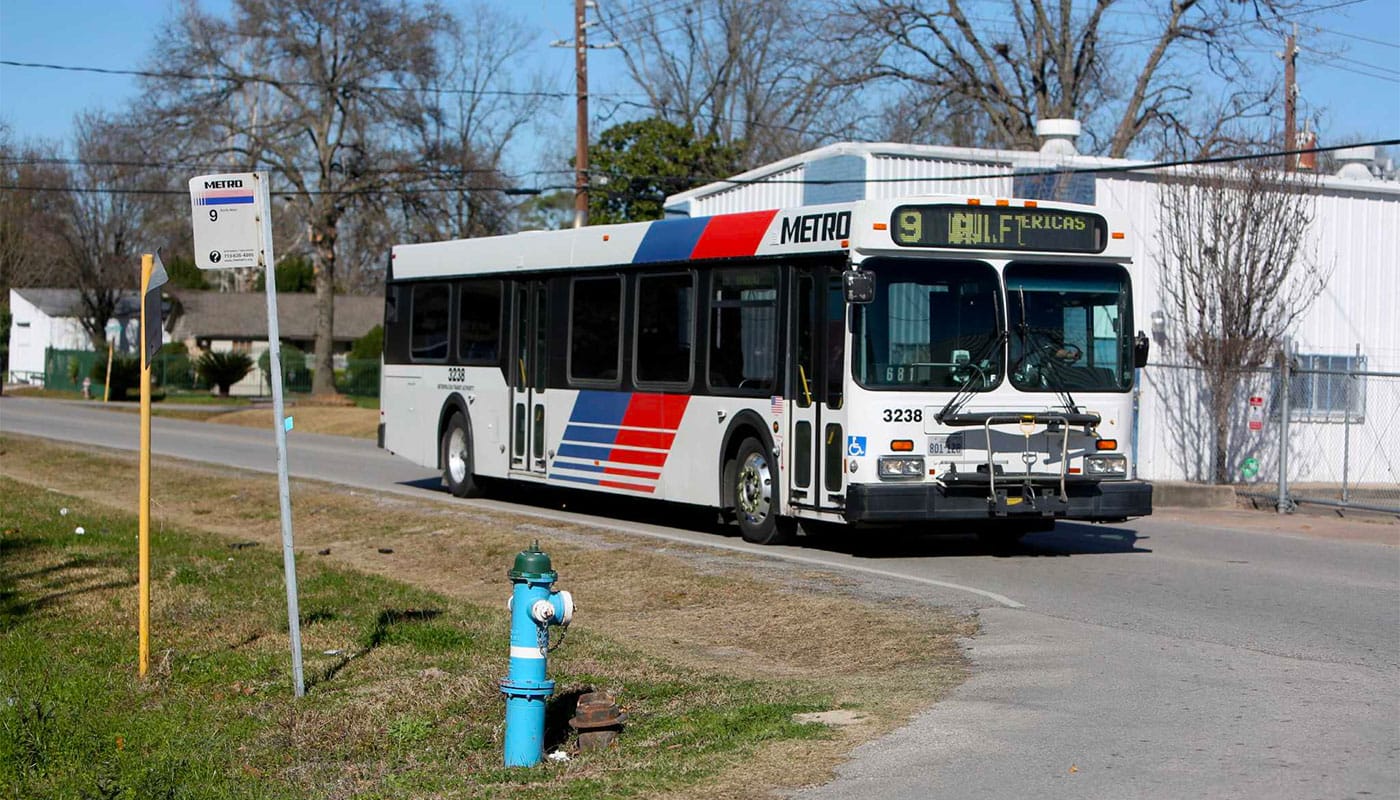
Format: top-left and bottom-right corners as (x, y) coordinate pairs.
(1282, 25), (1298, 172)
(551, 2), (618, 229)
(574, 0), (589, 228)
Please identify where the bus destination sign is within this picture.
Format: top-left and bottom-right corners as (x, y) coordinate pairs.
(891, 204), (1107, 253)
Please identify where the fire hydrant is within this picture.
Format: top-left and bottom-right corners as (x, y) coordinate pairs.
(500, 542), (573, 767)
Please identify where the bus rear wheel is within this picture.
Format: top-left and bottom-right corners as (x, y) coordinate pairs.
(441, 413), (482, 498)
(732, 438), (795, 545)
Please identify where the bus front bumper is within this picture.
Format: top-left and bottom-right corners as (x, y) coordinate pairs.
(843, 479), (1152, 524)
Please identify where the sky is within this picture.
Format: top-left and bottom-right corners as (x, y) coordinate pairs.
(1, 0), (1398, 177)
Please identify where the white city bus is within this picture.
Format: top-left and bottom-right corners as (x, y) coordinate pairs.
(379, 195), (1152, 544)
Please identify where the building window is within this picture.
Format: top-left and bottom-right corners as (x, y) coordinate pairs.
(410, 283), (451, 362)
(569, 276), (622, 383)
(458, 280), (501, 365)
(1280, 353), (1366, 423)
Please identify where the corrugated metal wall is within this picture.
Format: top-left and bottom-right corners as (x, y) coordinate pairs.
(865, 154), (1016, 200)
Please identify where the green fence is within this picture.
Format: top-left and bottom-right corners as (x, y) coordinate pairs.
(43, 349), (380, 399)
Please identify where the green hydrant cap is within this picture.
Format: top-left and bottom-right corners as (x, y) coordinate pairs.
(508, 540), (555, 581)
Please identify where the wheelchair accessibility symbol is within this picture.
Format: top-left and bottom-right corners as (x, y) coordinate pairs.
(846, 436), (867, 457)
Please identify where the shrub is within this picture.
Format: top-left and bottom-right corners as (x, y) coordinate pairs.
(350, 324), (383, 360)
(258, 342), (310, 392)
(339, 360), (381, 396)
(91, 356), (141, 400)
(195, 351), (255, 397)
(154, 342), (194, 389)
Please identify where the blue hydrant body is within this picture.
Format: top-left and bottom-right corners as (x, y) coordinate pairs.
(500, 543), (573, 767)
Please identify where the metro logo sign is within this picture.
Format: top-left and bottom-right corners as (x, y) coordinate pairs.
(189, 172), (266, 269)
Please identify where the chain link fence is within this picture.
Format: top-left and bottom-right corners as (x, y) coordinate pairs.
(1144, 355), (1400, 514)
(41, 348), (380, 399)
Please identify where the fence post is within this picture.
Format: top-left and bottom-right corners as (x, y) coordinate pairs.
(1277, 343), (1293, 514)
(1341, 344), (1358, 504)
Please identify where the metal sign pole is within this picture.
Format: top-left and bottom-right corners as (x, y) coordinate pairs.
(188, 169), (304, 697)
(255, 172), (305, 697)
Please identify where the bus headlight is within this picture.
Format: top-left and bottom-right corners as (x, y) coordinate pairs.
(878, 456), (925, 479)
(1084, 454), (1127, 478)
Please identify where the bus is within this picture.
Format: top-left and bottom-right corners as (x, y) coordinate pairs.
(379, 195), (1152, 545)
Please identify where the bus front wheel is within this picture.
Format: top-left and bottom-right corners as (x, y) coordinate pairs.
(441, 413), (482, 498)
(732, 438), (795, 545)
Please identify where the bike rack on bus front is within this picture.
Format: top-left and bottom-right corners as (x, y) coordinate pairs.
(938, 411), (1101, 517)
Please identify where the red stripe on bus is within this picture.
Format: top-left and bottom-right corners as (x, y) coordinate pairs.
(689, 209), (779, 260)
(620, 393), (690, 430)
(613, 429), (676, 449)
(599, 479), (656, 493)
(602, 465), (662, 480)
(605, 447), (669, 467)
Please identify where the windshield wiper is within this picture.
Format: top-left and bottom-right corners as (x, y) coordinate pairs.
(1013, 288), (1081, 415)
(935, 329), (1007, 424)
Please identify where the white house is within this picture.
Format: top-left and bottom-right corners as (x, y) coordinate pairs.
(5, 288), (145, 384)
(664, 126), (1400, 486)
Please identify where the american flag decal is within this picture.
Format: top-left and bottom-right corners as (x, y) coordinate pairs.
(770, 395), (784, 416)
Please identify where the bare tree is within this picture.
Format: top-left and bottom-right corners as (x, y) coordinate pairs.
(0, 127), (70, 294)
(599, 0), (858, 168)
(52, 115), (179, 351)
(842, 0), (1309, 157)
(1155, 162), (1328, 483)
(148, 0), (452, 394)
(405, 5), (545, 241)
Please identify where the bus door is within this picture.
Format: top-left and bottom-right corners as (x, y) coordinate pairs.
(510, 280), (548, 475)
(789, 266), (847, 513)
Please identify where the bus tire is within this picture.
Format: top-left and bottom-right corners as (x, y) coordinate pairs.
(732, 438), (795, 545)
(440, 412), (482, 498)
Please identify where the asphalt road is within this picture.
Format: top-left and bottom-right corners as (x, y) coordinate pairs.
(3, 396), (1397, 799)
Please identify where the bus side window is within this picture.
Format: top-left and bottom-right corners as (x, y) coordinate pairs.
(708, 267), (776, 393)
(458, 279), (501, 365)
(410, 282), (451, 362)
(569, 276), (623, 384)
(635, 273), (694, 387)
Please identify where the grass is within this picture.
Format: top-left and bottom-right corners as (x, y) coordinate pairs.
(0, 479), (837, 799)
(0, 434), (973, 798)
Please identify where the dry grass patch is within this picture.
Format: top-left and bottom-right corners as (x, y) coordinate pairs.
(209, 406), (379, 438)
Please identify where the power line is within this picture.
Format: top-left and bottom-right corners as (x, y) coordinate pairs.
(1298, 55), (1400, 84)
(0, 59), (576, 100)
(7, 139), (1394, 198)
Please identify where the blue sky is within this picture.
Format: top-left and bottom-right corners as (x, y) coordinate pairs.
(2, 0), (1397, 171)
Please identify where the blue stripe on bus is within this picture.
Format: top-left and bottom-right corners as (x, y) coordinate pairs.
(557, 442), (614, 461)
(551, 474), (602, 487)
(551, 460), (606, 473)
(561, 424), (619, 445)
(632, 217), (709, 263)
(569, 390), (632, 426)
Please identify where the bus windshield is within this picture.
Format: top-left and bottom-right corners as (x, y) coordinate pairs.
(853, 258), (1003, 390)
(1006, 263), (1133, 393)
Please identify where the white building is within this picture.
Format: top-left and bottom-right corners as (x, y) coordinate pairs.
(665, 126), (1400, 485)
(5, 289), (145, 383)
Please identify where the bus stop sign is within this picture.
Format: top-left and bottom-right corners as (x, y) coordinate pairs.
(189, 173), (266, 269)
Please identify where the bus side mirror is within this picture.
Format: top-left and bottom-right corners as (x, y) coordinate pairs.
(1133, 331), (1150, 368)
(843, 271), (874, 304)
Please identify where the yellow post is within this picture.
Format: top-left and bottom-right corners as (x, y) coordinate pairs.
(104, 341), (113, 402)
(138, 254), (153, 678)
